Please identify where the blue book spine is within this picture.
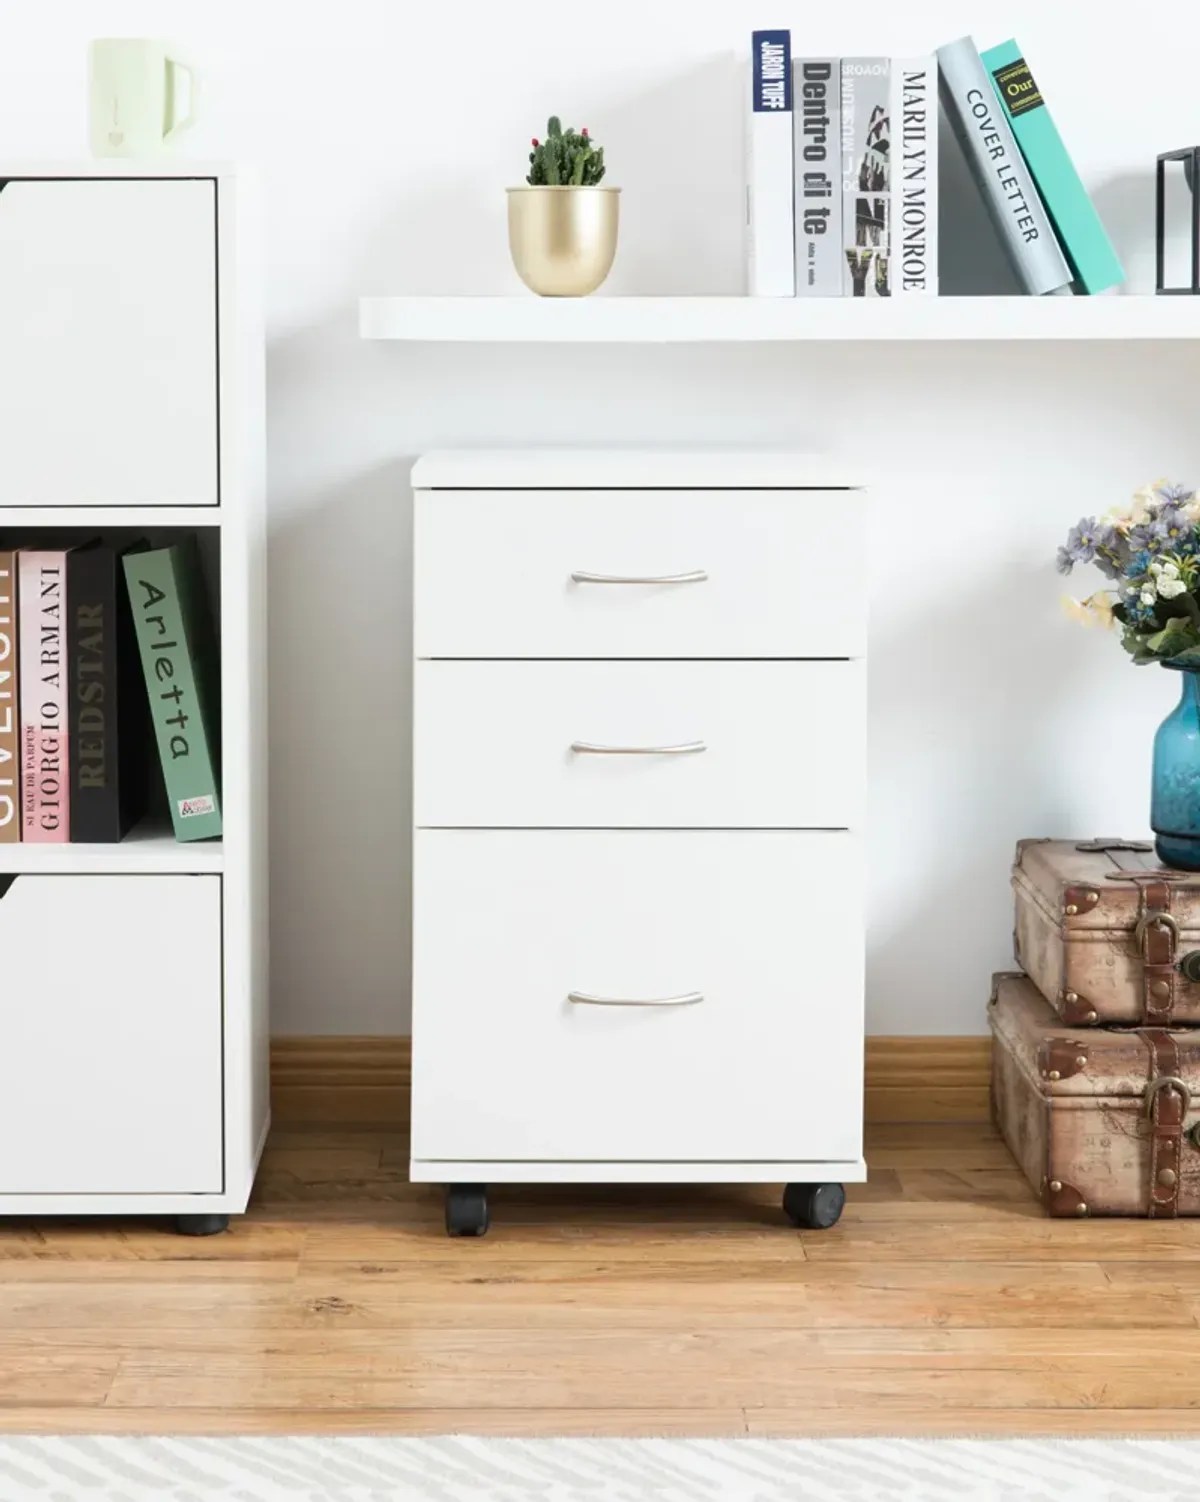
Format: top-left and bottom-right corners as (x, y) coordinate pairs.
(981, 39), (1125, 295)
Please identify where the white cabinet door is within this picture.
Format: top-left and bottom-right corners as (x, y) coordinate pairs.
(0, 874), (222, 1193)
(414, 489), (865, 659)
(415, 660), (865, 828)
(412, 831), (863, 1163)
(0, 178), (217, 507)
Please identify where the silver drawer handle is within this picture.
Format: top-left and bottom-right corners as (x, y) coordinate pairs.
(570, 740), (707, 756)
(570, 569), (708, 585)
(568, 990), (704, 1008)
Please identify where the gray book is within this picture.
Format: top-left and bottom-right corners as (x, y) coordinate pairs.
(936, 36), (1071, 296)
(794, 58), (842, 295)
(841, 59), (892, 297)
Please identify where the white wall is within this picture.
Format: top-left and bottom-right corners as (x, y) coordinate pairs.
(1, 1), (1197, 1036)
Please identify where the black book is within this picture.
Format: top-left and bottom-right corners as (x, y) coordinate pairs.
(67, 540), (151, 842)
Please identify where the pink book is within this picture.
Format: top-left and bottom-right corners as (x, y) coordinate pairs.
(19, 550), (69, 842)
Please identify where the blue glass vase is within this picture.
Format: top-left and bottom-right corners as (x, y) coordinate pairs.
(1152, 666), (1200, 870)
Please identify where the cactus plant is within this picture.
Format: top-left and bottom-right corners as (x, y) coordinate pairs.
(526, 116), (606, 186)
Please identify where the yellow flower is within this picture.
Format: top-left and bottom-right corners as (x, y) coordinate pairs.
(1062, 592), (1115, 629)
(1086, 590), (1115, 628)
(1062, 595), (1092, 626)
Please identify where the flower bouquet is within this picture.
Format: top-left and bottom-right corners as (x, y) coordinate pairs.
(1059, 480), (1200, 869)
(1058, 481), (1200, 664)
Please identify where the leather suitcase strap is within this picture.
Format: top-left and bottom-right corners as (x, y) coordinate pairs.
(1097, 872), (1182, 1021)
(1140, 1029), (1187, 1218)
(1136, 881), (1179, 1023)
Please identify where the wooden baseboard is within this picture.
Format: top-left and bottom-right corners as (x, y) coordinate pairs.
(271, 1035), (992, 1127)
(863, 1036), (992, 1124)
(271, 1037), (412, 1126)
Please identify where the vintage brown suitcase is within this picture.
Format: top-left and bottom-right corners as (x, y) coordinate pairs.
(990, 971), (1200, 1217)
(1012, 837), (1200, 1026)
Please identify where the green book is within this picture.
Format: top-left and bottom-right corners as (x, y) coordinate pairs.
(982, 39), (1125, 295)
(123, 540), (222, 842)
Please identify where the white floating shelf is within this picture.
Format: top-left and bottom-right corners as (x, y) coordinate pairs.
(360, 294), (1200, 344)
(0, 821), (222, 874)
(0, 507), (221, 529)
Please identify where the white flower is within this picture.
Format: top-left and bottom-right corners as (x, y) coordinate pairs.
(1150, 560), (1164, 575)
(1141, 588), (1158, 607)
(1158, 577), (1187, 600)
(1161, 561), (1181, 577)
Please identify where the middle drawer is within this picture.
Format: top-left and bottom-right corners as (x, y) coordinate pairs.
(415, 659), (864, 829)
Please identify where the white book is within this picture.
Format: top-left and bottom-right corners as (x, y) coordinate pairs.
(841, 58), (891, 297)
(746, 30), (794, 296)
(891, 56), (938, 295)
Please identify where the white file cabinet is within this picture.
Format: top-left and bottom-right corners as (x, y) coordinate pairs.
(0, 166), (267, 1233)
(410, 450), (866, 1235)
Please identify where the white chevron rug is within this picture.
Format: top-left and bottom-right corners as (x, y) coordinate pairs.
(0, 1436), (1198, 1500)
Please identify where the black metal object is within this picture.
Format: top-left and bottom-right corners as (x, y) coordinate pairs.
(1157, 147), (1200, 294)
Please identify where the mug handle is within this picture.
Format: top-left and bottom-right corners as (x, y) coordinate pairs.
(164, 55), (199, 141)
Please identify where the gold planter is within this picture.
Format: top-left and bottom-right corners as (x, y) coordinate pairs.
(507, 186), (620, 296)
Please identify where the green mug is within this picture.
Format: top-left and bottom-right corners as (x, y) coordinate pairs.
(88, 38), (198, 158)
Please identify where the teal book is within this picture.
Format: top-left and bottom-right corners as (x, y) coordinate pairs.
(981, 39), (1124, 295)
(123, 540), (222, 842)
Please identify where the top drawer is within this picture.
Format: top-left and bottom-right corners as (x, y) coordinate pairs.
(0, 178), (218, 507)
(414, 489), (865, 658)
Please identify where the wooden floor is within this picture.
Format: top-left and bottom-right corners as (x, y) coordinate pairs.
(3, 1121), (1200, 1437)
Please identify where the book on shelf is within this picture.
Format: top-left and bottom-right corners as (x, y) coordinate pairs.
(747, 29), (795, 296)
(124, 539), (222, 843)
(981, 39), (1125, 295)
(936, 36), (1072, 296)
(0, 552), (19, 844)
(68, 540), (152, 843)
(841, 58), (892, 298)
(793, 58), (842, 296)
(891, 56), (938, 295)
(19, 548), (69, 843)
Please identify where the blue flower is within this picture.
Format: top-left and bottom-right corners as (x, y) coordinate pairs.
(1094, 549), (1123, 581)
(1130, 520), (1173, 553)
(1064, 517), (1104, 564)
(1128, 549), (1155, 577)
(1124, 594), (1157, 626)
(1056, 545), (1074, 575)
(1154, 505), (1193, 547)
(1157, 482), (1195, 506)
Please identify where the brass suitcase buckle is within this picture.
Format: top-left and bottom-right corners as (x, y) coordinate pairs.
(1136, 911), (1181, 949)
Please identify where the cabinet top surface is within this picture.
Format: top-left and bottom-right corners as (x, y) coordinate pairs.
(0, 160), (242, 180)
(412, 449), (866, 490)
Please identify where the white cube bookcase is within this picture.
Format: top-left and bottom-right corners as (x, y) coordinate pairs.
(0, 164), (268, 1231)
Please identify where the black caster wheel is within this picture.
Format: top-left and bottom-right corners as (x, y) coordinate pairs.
(174, 1213), (230, 1237)
(445, 1184), (489, 1238)
(782, 1182), (845, 1230)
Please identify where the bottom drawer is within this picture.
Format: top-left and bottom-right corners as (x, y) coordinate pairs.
(0, 874), (223, 1194)
(412, 831), (863, 1164)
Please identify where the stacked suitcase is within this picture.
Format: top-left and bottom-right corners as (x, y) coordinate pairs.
(993, 837), (1200, 1217)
